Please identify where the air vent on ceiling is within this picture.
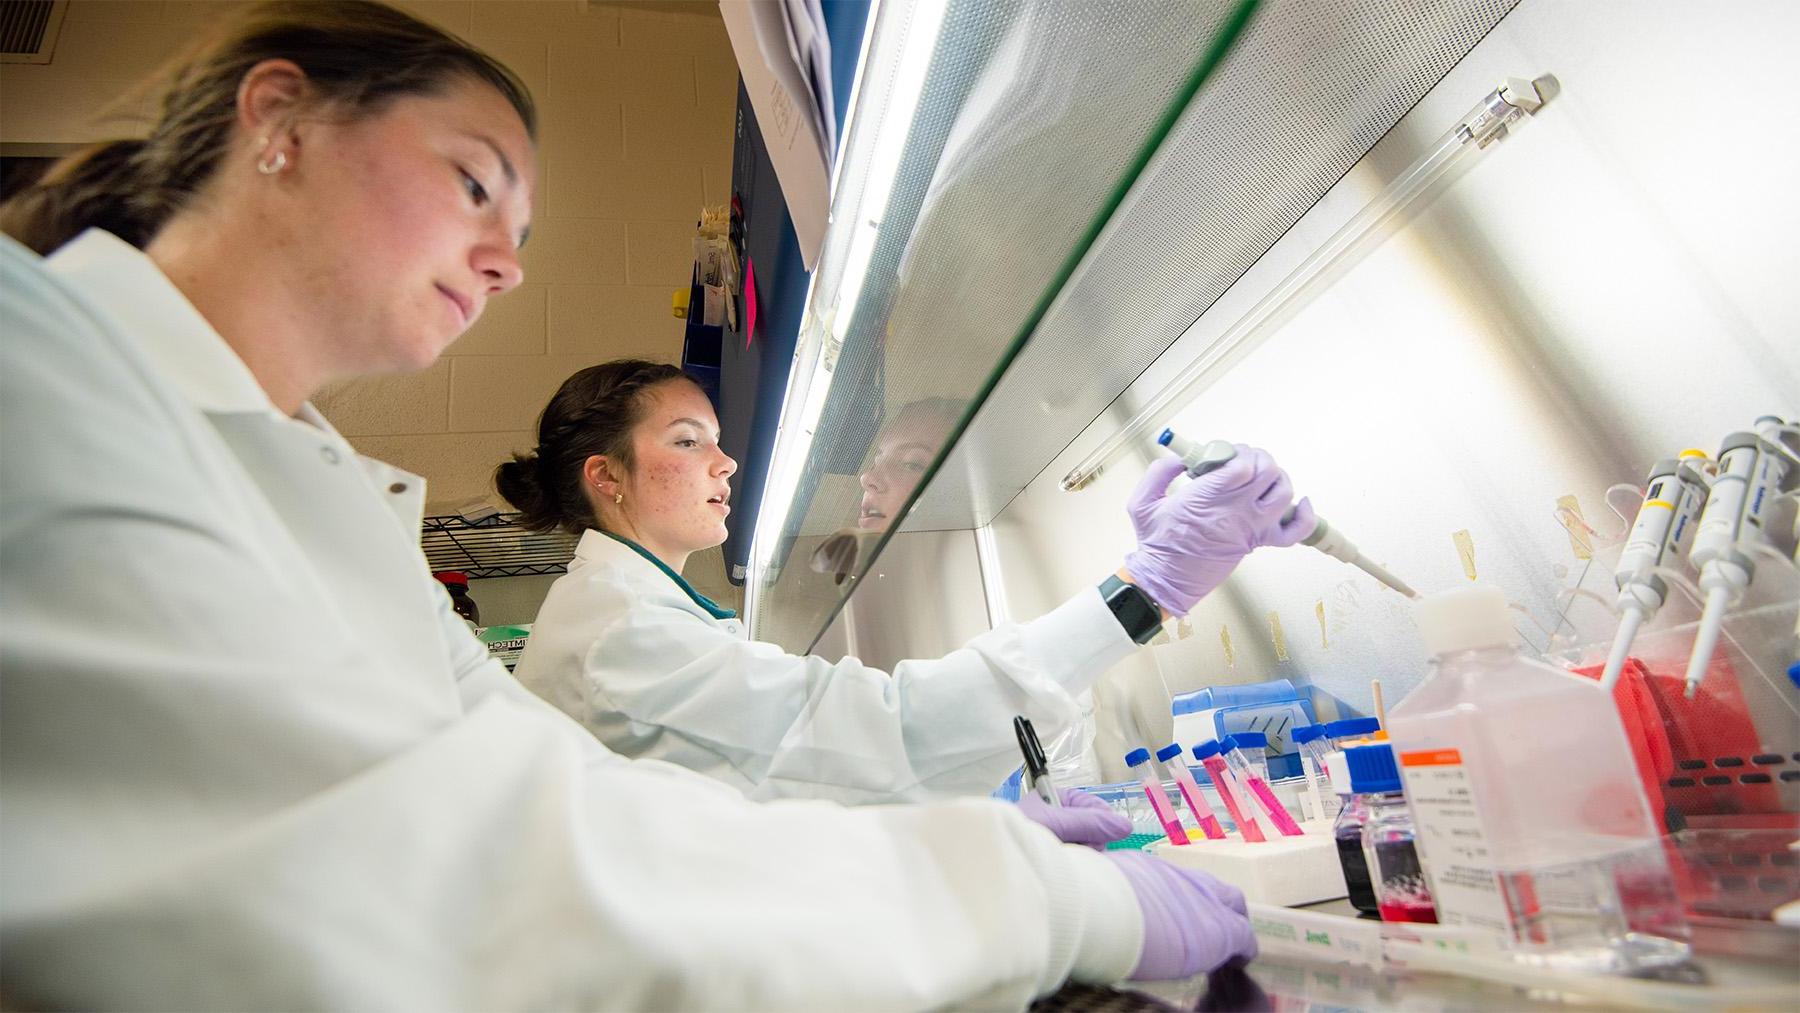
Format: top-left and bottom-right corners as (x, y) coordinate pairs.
(1, 0), (67, 65)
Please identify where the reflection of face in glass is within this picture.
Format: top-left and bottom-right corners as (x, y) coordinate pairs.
(856, 400), (960, 532)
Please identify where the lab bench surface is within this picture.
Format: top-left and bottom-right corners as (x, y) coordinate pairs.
(1033, 900), (1800, 1012)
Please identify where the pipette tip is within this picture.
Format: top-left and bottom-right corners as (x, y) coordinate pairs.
(1598, 607), (1644, 693)
(1682, 586), (1733, 700)
(1354, 555), (1419, 599)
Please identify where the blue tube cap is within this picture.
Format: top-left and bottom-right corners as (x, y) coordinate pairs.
(1155, 743), (1185, 763)
(1233, 731), (1268, 749)
(1325, 717), (1382, 739)
(1157, 428), (1175, 447)
(1192, 740), (1220, 761)
(1292, 725), (1322, 744)
(1124, 747), (1152, 767)
(1345, 743), (1402, 793)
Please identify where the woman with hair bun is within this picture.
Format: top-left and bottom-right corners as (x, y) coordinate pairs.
(503, 359), (1317, 807)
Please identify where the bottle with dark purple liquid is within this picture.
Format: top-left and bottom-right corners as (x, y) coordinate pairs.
(1327, 751), (1379, 915)
(1347, 743), (1437, 924)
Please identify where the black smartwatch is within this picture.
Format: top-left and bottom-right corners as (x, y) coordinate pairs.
(1099, 575), (1162, 645)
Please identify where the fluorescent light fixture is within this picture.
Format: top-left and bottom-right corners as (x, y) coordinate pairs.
(1060, 78), (1546, 493)
(745, 0), (951, 634)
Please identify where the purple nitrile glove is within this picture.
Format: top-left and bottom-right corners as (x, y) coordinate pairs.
(1106, 851), (1257, 980)
(1122, 447), (1317, 617)
(1016, 787), (1132, 850)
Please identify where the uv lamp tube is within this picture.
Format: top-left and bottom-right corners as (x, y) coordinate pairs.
(1061, 79), (1545, 494)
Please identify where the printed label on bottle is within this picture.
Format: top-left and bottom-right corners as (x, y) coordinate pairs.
(1398, 749), (1514, 937)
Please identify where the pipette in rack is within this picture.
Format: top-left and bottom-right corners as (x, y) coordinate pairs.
(1159, 428), (1419, 599)
(1684, 416), (1798, 698)
(1598, 451), (1710, 691)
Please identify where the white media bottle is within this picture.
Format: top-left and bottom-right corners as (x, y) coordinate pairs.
(1387, 585), (1690, 973)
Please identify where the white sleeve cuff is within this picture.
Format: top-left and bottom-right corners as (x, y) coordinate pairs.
(1017, 586), (1139, 694)
(1052, 844), (1144, 986)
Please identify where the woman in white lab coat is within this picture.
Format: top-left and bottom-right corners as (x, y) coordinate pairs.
(501, 360), (1317, 803)
(0, 2), (1262, 1006)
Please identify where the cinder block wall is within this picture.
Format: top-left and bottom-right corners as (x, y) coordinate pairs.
(319, 1), (739, 513)
(3, 0), (744, 613)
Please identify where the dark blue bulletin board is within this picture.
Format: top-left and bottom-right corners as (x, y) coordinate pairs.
(707, 0), (871, 587)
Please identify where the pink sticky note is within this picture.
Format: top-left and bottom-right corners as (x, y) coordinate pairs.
(743, 257), (758, 349)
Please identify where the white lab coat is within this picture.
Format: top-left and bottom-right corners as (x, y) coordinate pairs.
(0, 230), (1142, 1010)
(515, 530), (1135, 803)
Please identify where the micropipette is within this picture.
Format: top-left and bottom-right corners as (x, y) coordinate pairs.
(1598, 451), (1711, 691)
(1159, 428), (1419, 598)
(1684, 416), (1796, 698)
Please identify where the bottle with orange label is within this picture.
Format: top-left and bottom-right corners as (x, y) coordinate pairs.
(1386, 585), (1690, 974)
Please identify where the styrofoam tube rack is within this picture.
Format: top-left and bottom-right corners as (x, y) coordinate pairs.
(1148, 819), (1346, 907)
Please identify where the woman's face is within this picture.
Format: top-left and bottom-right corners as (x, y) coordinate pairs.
(857, 408), (953, 531)
(619, 381), (738, 559)
(282, 76), (535, 377)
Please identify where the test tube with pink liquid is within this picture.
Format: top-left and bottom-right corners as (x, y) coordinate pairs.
(1155, 743), (1226, 840)
(1192, 740), (1266, 843)
(1124, 748), (1190, 846)
(1221, 733), (1304, 836)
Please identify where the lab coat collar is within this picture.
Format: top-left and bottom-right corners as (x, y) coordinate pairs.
(46, 229), (426, 526)
(575, 528), (737, 620)
(46, 230), (279, 417)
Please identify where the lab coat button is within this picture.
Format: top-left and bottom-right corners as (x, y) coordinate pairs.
(320, 446), (340, 465)
(389, 482), (407, 494)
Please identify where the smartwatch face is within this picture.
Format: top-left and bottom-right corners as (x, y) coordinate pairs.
(1104, 577), (1160, 644)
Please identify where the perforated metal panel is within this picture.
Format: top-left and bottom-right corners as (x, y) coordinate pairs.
(905, 0), (1518, 531)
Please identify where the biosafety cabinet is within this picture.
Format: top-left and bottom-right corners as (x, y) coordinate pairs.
(743, 0), (1800, 990)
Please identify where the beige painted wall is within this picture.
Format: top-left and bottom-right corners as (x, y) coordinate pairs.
(2, 0), (744, 609)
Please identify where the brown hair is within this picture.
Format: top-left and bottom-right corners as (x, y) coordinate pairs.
(495, 360), (700, 534)
(0, 0), (535, 255)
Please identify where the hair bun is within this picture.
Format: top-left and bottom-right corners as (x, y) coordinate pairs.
(494, 450), (560, 532)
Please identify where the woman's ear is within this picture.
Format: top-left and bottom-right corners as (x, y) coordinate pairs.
(235, 59), (309, 162)
(582, 455), (617, 495)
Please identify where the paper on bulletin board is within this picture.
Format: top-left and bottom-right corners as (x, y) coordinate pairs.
(718, 0), (833, 270)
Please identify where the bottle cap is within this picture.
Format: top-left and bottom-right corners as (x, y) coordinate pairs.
(1192, 740), (1220, 761)
(1157, 428), (1175, 447)
(1323, 717), (1380, 739)
(1345, 743), (1402, 794)
(432, 571), (470, 588)
(1415, 584), (1515, 656)
(1124, 748), (1151, 767)
(1155, 743), (1184, 763)
(1324, 750), (1352, 795)
(1292, 725), (1322, 744)
(1232, 731), (1268, 749)
(1219, 735), (1239, 752)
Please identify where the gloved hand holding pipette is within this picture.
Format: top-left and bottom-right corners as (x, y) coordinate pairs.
(1122, 447), (1317, 616)
(1153, 428), (1420, 600)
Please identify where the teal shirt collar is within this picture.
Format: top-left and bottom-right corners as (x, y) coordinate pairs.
(598, 530), (737, 620)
